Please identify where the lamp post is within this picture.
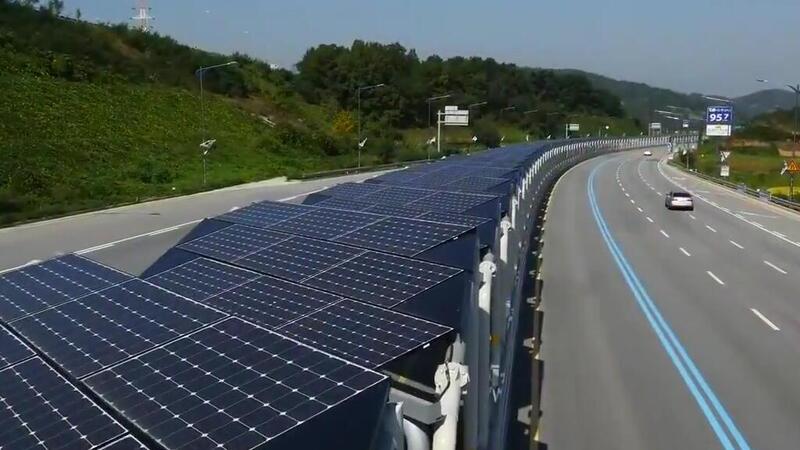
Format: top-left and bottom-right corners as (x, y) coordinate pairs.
(427, 93), (452, 128)
(195, 61), (238, 186)
(757, 79), (800, 200)
(356, 83), (386, 168)
(500, 106), (517, 122)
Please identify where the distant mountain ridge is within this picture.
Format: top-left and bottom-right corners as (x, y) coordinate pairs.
(557, 69), (796, 123)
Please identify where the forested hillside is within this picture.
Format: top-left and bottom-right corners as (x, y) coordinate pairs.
(0, 0), (636, 225)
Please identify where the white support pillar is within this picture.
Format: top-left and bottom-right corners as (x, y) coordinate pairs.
(432, 363), (470, 450)
(477, 255), (496, 450)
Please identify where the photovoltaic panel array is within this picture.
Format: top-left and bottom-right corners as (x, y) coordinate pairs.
(304, 251), (460, 308)
(356, 186), (434, 206)
(278, 299), (452, 368)
(362, 204), (429, 219)
(178, 224), (290, 261)
(0, 325), (33, 369)
(442, 176), (508, 193)
(418, 211), (492, 228)
(314, 197), (375, 212)
(99, 436), (149, 450)
(85, 318), (388, 449)
(0, 254), (131, 322)
(146, 258), (261, 301)
(315, 182), (384, 198)
(269, 208), (384, 239)
(0, 357), (127, 449)
(237, 237), (367, 282)
(217, 201), (310, 228)
(333, 217), (471, 256)
(406, 191), (497, 212)
(11, 278), (226, 379)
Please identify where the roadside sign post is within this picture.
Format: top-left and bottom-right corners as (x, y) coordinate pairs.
(437, 106), (470, 155)
(784, 160), (800, 201)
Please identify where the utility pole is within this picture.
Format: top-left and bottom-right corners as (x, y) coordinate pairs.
(356, 83), (386, 169)
(195, 61), (237, 186)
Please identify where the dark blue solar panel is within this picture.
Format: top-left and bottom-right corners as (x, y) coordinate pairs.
(334, 217), (471, 256)
(202, 276), (342, 329)
(11, 279), (226, 379)
(268, 208), (384, 240)
(236, 236), (366, 282)
(442, 176), (508, 193)
(278, 299), (452, 368)
(146, 258), (261, 301)
(362, 203), (429, 219)
(0, 325), (33, 369)
(418, 211), (492, 228)
(179, 224), (290, 261)
(313, 197), (376, 212)
(471, 167), (517, 179)
(217, 201), (310, 228)
(85, 318), (387, 449)
(99, 436), (149, 450)
(0, 255), (131, 322)
(318, 182), (385, 198)
(355, 186), (435, 206)
(407, 191), (497, 212)
(0, 357), (127, 449)
(304, 251), (461, 308)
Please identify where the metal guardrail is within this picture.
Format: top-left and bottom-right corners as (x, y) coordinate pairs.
(669, 163), (800, 212)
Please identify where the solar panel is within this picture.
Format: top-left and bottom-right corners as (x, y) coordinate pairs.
(334, 217), (471, 256)
(317, 182), (385, 198)
(202, 276), (342, 329)
(0, 325), (33, 370)
(0, 357), (127, 449)
(11, 279), (226, 379)
(362, 203), (429, 219)
(473, 167), (517, 179)
(304, 251), (461, 308)
(236, 236), (366, 282)
(0, 254), (131, 322)
(99, 436), (149, 450)
(268, 208), (384, 240)
(217, 201), (309, 228)
(313, 197), (375, 212)
(278, 299), (452, 368)
(178, 224), (290, 261)
(443, 176), (508, 193)
(407, 191), (497, 212)
(418, 211), (492, 228)
(355, 186), (435, 206)
(146, 258), (261, 301)
(84, 318), (387, 449)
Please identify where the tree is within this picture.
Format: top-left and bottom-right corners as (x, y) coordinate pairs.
(46, 0), (62, 15)
(75, 7), (81, 20)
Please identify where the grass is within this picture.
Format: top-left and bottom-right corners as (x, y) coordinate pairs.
(679, 141), (791, 191)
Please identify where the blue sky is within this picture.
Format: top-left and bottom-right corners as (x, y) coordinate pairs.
(64, 0), (800, 97)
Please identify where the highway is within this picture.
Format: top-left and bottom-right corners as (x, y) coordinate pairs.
(540, 148), (800, 450)
(0, 172), (385, 275)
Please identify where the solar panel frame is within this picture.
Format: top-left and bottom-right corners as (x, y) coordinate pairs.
(304, 251), (462, 308)
(0, 254), (132, 323)
(277, 299), (453, 368)
(84, 317), (387, 449)
(0, 357), (128, 449)
(11, 278), (227, 379)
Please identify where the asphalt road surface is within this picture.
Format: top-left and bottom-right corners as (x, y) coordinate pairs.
(0, 172), (385, 275)
(540, 148), (800, 450)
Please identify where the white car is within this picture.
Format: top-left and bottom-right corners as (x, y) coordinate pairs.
(665, 191), (694, 211)
(643, 150), (653, 156)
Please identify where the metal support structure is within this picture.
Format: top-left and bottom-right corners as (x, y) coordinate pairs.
(432, 363), (469, 450)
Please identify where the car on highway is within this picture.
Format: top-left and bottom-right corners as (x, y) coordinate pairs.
(665, 191), (694, 210)
(643, 150), (653, 156)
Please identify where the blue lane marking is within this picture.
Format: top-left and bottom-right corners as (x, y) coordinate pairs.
(588, 159), (751, 450)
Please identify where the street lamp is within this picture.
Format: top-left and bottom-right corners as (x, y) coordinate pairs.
(468, 101), (488, 109)
(356, 83), (386, 168)
(426, 93), (452, 128)
(500, 106), (517, 122)
(195, 61), (238, 186)
(523, 109), (539, 115)
(758, 78), (800, 200)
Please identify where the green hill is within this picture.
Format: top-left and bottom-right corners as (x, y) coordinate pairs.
(0, 0), (636, 225)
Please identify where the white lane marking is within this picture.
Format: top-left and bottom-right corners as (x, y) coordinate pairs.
(752, 221), (763, 228)
(738, 211), (779, 219)
(630, 199), (636, 205)
(637, 207), (643, 213)
(279, 186), (329, 202)
(622, 187), (626, 192)
(660, 230), (670, 238)
(707, 271), (725, 286)
(680, 248), (691, 257)
(705, 225), (717, 233)
(625, 193), (630, 197)
(656, 191), (662, 195)
(647, 217), (654, 223)
(75, 219), (202, 255)
(0, 260), (42, 275)
(775, 232), (787, 239)
(750, 308), (781, 331)
(764, 260), (788, 275)
(730, 240), (744, 249)
(689, 214), (697, 220)
(229, 206), (240, 212)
